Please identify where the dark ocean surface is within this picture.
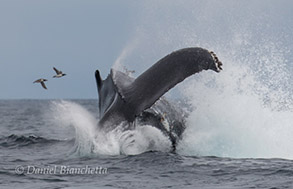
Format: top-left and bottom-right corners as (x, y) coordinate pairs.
(1, 100), (293, 189)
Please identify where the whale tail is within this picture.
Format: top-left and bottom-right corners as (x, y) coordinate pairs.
(96, 47), (222, 125)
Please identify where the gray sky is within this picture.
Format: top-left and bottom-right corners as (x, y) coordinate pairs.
(0, 0), (292, 99)
(0, 0), (140, 99)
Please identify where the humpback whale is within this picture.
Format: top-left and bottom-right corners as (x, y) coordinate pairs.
(95, 47), (222, 150)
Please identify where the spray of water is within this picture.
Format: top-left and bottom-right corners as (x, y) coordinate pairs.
(43, 1), (293, 159)
(111, 1), (293, 159)
(174, 17), (293, 158)
(113, 33), (141, 72)
(176, 46), (293, 159)
(50, 100), (171, 156)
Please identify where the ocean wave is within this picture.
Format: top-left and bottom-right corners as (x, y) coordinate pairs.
(0, 134), (73, 148)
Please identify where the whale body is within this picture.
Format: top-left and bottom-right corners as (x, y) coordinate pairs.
(95, 47), (222, 150)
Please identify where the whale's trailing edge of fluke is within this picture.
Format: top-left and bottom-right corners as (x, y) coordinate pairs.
(95, 47), (222, 126)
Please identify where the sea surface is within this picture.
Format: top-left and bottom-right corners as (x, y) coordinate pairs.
(1, 99), (293, 189)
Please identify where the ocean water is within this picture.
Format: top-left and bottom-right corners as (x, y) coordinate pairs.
(1, 99), (293, 189)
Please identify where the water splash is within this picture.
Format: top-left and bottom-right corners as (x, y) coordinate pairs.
(50, 100), (171, 156)
(177, 41), (293, 159)
(113, 34), (141, 72)
(50, 100), (98, 156)
(110, 0), (293, 159)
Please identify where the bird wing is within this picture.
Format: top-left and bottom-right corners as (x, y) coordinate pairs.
(33, 79), (41, 83)
(41, 82), (47, 89)
(53, 67), (61, 74)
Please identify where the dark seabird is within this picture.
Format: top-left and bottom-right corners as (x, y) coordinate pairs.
(53, 67), (66, 78)
(33, 78), (48, 89)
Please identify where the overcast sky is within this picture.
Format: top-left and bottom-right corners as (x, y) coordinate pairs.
(0, 0), (141, 99)
(0, 0), (292, 99)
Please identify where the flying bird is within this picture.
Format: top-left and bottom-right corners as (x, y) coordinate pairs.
(33, 78), (48, 89)
(53, 67), (66, 78)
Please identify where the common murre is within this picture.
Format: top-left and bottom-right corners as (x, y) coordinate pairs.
(53, 67), (66, 78)
(33, 78), (48, 89)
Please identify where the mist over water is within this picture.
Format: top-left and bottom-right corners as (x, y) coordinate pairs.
(113, 1), (293, 159)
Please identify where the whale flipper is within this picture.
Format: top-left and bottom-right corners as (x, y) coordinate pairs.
(96, 47), (222, 127)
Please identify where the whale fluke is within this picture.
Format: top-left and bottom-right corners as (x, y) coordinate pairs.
(96, 47), (222, 128)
